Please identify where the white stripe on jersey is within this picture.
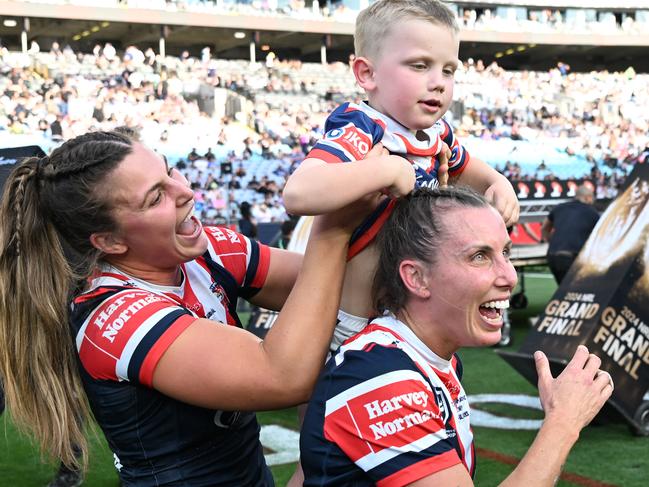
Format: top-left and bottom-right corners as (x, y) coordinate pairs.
(350, 103), (443, 154)
(317, 137), (360, 162)
(333, 328), (397, 366)
(355, 428), (451, 473)
(115, 306), (182, 381)
(325, 370), (432, 416)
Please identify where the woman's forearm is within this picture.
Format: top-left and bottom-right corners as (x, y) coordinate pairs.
(258, 216), (350, 402)
(500, 413), (580, 486)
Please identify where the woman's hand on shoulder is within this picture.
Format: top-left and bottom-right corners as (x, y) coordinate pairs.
(311, 190), (381, 242)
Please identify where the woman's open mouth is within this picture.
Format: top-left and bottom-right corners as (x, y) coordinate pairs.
(479, 299), (510, 326)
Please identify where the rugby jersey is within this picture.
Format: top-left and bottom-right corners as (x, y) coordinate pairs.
(307, 102), (470, 258)
(301, 314), (474, 487)
(70, 226), (274, 486)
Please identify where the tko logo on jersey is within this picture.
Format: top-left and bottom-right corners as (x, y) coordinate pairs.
(324, 125), (372, 159)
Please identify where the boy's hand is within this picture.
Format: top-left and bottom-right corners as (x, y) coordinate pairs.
(385, 156), (416, 198)
(367, 143), (416, 198)
(437, 143), (451, 188)
(484, 176), (519, 226)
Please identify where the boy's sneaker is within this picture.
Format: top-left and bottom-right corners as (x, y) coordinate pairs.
(46, 466), (83, 487)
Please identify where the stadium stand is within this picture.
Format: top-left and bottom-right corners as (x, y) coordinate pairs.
(0, 0), (647, 226)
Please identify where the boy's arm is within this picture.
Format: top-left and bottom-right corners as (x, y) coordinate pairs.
(452, 157), (520, 226)
(283, 144), (415, 215)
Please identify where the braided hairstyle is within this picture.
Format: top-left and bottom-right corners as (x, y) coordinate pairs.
(372, 186), (490, 315)
(0, 130), (133, 469)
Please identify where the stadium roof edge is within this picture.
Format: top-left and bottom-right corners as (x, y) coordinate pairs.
(453, 0), (648, 8)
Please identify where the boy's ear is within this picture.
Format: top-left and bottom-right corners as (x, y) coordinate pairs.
(90, 231), (128, 256)
(352, 56), (376, 91)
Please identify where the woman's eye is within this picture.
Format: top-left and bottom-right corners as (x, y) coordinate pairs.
(412, 63), (427, 70)
(151, 192), (163, 206)
(167, 166), (174, 177)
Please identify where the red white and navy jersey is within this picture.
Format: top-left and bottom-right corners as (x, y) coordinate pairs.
(70, 226), (274, 486)
(301, 314), (474, 487)
(307, 102), (470, 258)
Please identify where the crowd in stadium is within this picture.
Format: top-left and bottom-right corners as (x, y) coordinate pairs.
(12, 0), (649, 35)
(1, 37), (647, 224)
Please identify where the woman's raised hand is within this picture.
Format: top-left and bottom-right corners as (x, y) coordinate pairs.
(535, 345), (613, 434)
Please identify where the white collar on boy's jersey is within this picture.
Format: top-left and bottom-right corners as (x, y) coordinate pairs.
(354, 101), (444, 146)
(372, 313), (454, 373)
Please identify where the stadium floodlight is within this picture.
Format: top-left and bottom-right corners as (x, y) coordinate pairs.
(517, 46), (526, 52)
(505, 48), (515, 55)
(495, 52), (503, 58)
(234, 32), (245, 39)
(3, 19), (17, 28)
(82, 30), (90, 37)
(72, 35), (81, 41)
(101, 21), (110, 28)
(91, 26), (100, 33)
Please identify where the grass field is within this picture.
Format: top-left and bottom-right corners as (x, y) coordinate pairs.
(1, 270), (647, 486)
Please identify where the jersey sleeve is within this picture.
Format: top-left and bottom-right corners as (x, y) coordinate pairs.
(203, 226), (270, 299)
(74, 288), (196, 388)
(438, 118), (470, 175)
(321, 345), (462, 486)
(307, 103), (385, 163)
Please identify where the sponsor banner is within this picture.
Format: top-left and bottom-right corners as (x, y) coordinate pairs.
(512, 178), (594, 200)
(508, 163), (649, 432)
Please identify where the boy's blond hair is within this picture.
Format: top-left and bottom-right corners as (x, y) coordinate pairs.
(355, 0), (459, 61)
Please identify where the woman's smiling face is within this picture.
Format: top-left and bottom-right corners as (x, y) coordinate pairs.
(100, 143), (207, 281)
(420, 205), (517, 357)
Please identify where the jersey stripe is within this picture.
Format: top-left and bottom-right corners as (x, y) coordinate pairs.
(118, 307), (188, 381)
(137, 312), (195, 386)
(376, 449), (460, 487)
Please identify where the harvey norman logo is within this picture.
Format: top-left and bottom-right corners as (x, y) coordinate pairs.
(93, 293), (166, 343)
(363, 390), (443, 440)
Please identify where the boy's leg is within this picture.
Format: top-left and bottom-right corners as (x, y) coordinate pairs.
(330, 309), (370, 352)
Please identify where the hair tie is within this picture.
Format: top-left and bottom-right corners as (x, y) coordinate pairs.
(34, 156), (48, 181)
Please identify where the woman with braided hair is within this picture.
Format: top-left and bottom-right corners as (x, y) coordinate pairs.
(0, 130), (373, 486)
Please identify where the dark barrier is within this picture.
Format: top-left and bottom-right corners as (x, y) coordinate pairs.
(257, 222), (282, 246)
(0, 145), (46, 191)
(499, 163), (649, 436)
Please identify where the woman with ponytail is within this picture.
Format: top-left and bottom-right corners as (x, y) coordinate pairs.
(0, 130), (370, 486)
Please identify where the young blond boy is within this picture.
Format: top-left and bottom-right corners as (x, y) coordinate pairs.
(283, 0), (519, 348)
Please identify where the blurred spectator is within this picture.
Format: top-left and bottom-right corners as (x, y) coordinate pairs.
(237, 201), (257, 238)
(542, 184), (600, 284)
(269, 217), (298, 249)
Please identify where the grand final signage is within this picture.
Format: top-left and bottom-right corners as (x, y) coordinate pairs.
(499, 163), (649, 435)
